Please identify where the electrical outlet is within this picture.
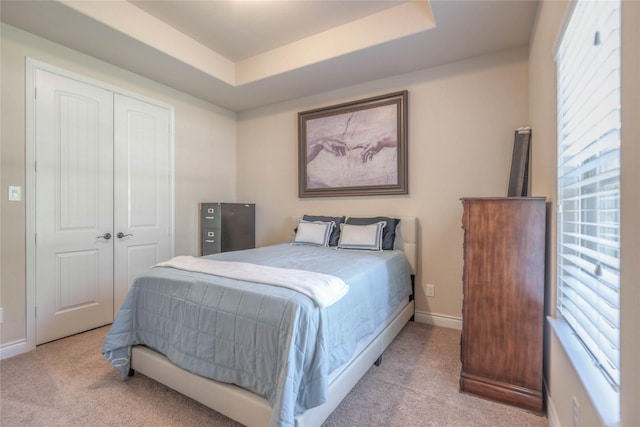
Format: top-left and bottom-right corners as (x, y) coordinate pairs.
(8, 186), (22, 201)
(426, 284), (435, 297)
(573, 396), (580, 427)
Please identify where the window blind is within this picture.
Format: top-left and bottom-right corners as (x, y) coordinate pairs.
(556, 0), (621, 388)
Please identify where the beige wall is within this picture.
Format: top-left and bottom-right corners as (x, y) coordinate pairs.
(0, 23), (237, 345)
(619, 2), (640, 425)
(530, 1), (640, 426)
(528, 0), (567, 419)
(236, 47), (530, 321)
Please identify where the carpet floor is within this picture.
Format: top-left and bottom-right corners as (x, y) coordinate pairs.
(1, 322), (549, 426)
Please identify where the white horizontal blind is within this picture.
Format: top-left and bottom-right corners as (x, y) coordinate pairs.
(556, 0), (621, 388)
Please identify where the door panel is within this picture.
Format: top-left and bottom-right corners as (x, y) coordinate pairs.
(125, 244), (160, 288)
(35, 69), (114, 344)
(113, 94), (172, 313)
(57, 250), (99, 308)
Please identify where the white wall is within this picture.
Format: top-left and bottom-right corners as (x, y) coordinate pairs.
(530, 1), (640, 426)
(236, 47), (530, 322)
(0, 23), (237, 345)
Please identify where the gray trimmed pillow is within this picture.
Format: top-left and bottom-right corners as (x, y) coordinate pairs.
(345, 216), (400, 250)
(337, 221), (386, 251)
(302, 215), (345, 246)
(293, 220), (335, 247)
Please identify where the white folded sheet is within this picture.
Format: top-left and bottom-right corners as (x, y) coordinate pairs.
(153, 255), (349, 307)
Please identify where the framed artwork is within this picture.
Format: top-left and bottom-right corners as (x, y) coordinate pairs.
(507, 128), (532, 197)
(298, 90), (408, 198)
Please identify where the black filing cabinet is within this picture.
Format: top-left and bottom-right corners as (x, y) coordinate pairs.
(200, 203), (255, 256)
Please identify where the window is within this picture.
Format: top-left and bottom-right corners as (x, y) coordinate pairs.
(556, 0), (621, 392)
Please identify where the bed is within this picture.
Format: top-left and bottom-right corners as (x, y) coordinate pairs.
(103, 216), (417, 427)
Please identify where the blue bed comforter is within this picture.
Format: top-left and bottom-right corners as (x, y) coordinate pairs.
(102, 244), (412, 426)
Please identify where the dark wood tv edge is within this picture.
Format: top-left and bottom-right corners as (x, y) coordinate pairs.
(460, 371), (544, 415)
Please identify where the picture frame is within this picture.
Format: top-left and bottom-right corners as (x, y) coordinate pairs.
(507, 128), (532, 197)
(298, 90), (408, 198)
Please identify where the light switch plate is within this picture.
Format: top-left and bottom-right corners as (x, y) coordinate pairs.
(8, 186), (22, 201)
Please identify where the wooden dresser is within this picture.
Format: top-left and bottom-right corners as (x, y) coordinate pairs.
(460, 197), (546, 414)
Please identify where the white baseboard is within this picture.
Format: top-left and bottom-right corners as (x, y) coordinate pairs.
(0, 338), (30, 360)
(414, 310), (462, 330)
(1, 312), (463, 358)
(546, 381), (560, 427)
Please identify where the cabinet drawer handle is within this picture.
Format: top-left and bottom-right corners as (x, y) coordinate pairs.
(205, 240), (215, 243)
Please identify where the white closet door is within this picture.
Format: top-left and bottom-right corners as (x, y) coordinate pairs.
(35, 69), (115, 344)
(113, 94), (173, 314)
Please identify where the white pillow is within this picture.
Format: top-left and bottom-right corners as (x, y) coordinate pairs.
(337, 221), (386, 251)
(294, 220), (335, 247)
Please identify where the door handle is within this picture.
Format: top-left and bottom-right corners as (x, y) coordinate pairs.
(117, 232), (133, 239)
(97, 233), (112, 240)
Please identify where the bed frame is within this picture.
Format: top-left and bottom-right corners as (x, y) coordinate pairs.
(130, 217), (417, 427)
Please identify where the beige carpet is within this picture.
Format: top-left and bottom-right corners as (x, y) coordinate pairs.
(1, 322), (548, 427)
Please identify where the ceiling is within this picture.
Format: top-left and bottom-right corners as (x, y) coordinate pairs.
(0, 0), (539, 112)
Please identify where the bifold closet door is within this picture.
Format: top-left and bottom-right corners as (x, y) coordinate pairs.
(113, 94), (172, 313)
(34, 69), (173, 344)
(35, 69), (115, 344)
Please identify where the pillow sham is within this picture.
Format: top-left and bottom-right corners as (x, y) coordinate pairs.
(337, 221), (386, 251)
(345, 216), (400, 250)
(302, 215), (345, 246)
(294, 220), (335, 247)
